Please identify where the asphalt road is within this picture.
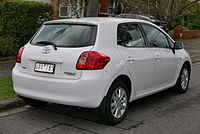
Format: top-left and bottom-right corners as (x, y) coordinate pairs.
(0, 63), (200, 134)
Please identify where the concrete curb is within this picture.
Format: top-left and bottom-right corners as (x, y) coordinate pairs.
(0, 98), (25, 111)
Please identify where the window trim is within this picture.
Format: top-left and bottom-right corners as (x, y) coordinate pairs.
(117, 22), (148, 48)
(167, 37), (175, 49)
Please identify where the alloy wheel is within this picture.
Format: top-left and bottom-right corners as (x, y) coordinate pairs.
(181, 68), (189, 90)
(110, 87), (128, 119)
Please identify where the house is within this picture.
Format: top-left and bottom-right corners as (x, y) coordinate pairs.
(57, 0), (128, 18)
(28, 0), (128, 19)
(108, 0), (128, 16)
(59, 0), (86, 18)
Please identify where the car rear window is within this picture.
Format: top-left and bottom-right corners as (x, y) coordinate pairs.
(31, 24), (97, 47)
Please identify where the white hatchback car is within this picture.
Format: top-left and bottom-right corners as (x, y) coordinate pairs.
(12, 18), (192, 124)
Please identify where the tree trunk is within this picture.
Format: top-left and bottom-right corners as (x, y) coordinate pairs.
(86, 0), (99, 17)
(51, 0), (59, 20)
(122, 0), (128, 13)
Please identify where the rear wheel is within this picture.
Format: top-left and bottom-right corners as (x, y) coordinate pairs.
(174, 65), (190, 93)
(102, 81), (130, 125)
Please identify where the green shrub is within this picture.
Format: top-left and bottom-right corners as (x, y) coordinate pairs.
(0, 0), (51, 56)
(172, 6), (200, 30)
(0, 36), (17, 57)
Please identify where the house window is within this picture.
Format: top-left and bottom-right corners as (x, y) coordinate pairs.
(108, 0), (121, 15)
(59, 0), (85, 18)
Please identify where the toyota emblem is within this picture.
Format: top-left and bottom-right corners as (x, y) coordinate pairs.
(42, 47), (51, 54)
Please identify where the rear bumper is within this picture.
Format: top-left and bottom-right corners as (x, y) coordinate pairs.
(12, 65), (111, 108)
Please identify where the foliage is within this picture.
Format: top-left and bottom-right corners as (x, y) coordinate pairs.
(127, 0), (200, 29)
(0, 77), (16, 100)
(186, 7), (200, 30)
(0, 36), (17, 57)
(172, 6), (200, 30)
(0, 0), (51, 56)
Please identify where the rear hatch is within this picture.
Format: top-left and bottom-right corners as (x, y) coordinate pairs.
(20, 23), (97, 80)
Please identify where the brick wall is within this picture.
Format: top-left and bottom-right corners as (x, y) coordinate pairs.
(173, 25), (200, 40)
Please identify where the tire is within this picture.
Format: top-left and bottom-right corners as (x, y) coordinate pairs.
(22, 97), (47, 108)
(102, 81), (130, 125)
(174, 64), (190, 94)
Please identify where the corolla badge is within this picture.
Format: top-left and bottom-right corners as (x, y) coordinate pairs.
(42, 47), (51, 54)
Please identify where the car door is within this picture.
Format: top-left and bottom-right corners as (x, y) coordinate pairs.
(141, 24), (179, 89)
(117, 23), (156, 95)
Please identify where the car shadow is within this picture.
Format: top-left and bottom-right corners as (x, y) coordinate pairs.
(38, 88), (179, 125)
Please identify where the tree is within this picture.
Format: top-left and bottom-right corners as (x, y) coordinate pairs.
(86, 0), (99, 17)
(168, 0), (200, 24)
(127, 0), (200, 26)
(52, 0), (59, 20)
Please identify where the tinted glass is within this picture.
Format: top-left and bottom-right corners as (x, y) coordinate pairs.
(118, 23), (145, 47)
(31, 24), (97, 47)
(142, 24), (169, 48)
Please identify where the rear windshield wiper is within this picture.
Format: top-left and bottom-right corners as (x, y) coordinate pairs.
(36, 41), (57, 51)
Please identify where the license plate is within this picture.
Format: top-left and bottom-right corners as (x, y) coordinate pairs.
(34, 62), (55, 74)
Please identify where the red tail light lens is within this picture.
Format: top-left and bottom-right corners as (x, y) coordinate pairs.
(16, 47), (24, 63)
(76, 51), (110, 70)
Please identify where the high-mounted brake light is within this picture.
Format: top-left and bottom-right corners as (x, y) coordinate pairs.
(76, 51), (110, 70)
(16, 47), (24, 63)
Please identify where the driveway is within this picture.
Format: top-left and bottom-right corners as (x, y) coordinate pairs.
(0, 63), (200, 134)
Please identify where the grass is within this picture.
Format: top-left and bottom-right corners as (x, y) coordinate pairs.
(0, 77), (16, 100)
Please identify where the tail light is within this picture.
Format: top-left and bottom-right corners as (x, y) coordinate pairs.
(76, 51), (110, 70)
(16, 47), (24, 63)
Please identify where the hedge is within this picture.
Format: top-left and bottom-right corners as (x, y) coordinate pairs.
(0, 36), (17, 57)
(0, 0), (51, 57)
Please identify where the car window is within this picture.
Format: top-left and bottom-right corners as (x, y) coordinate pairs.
(141, 24), (169, 48)
(117, 23), (145, 47)
(31, 24), (97, 47)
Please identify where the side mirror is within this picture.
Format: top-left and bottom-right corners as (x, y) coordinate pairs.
(174, 41), (184, 49)
(172, 41), (184, 54)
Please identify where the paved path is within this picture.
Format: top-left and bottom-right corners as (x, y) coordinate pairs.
(0, 63), (200, 134)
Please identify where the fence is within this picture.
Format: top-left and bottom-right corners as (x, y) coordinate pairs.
(173, 25), (200, 40)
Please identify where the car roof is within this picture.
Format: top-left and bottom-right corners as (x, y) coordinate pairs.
(44, 17), (153, 25)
